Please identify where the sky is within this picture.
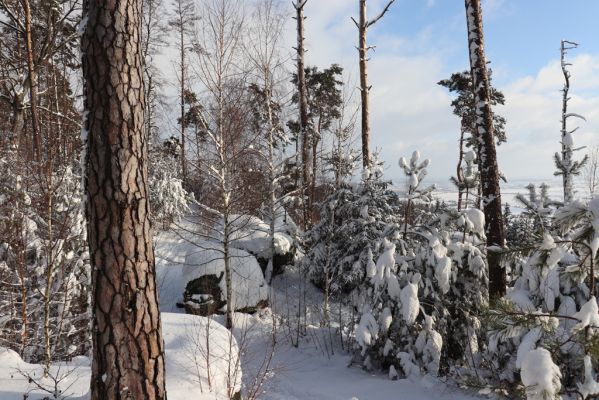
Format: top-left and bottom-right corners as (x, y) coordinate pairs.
(281, 0), (599, 185)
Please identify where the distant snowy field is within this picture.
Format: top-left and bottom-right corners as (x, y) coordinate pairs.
(397, 177), (591, 212)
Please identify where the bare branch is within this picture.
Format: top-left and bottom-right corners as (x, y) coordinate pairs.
(366, 0), (395, 28)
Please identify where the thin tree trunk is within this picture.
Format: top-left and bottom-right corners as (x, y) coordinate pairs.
(82, 0), (167, 396)
(179, 6), (187, 185)
(457, 130), (465, 211)
(354, 0), (394, 168)
(464, 0), (506, 299)
(223, 212), (233, 329)
(560, 40), (574, 203)
(266, 86), (276, 284)
(23, 0), (41, 163)
(11, 94), (26, 148)
(294, 0), (310, 228)
(358, 0), (370, 168)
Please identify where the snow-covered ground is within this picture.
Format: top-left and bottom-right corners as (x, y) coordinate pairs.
(0, 212), (479, 400)
(415, 177), (590, 213)
(0, 313), (241, 400)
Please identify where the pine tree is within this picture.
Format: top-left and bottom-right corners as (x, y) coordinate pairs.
(82, 0), (167, 395)
(438, 70), (506, 210)
(353, 0), (395, 168)
(464, 0), (506, 298)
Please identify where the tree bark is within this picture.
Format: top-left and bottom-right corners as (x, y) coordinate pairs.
(456, 129), (465, 211)
(464, 0), (506, 299)
(294, 0), (310, 227)
(354, 0), (394, 168)
(560, 40), (574, 203)
(358, 0), (370, 168)
(23, 0), (42, 163)
(178, 4), (187, 185)
(82, 0), (167, 397)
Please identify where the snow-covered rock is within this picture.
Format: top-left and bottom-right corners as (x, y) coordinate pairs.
(182, 246), (269, 315)
(213, 214), (295, 277)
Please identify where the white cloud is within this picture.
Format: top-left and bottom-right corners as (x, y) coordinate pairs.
(289, 1), (599, 186)
(498, 53), (599, 182)
(155, 0), (599, 190)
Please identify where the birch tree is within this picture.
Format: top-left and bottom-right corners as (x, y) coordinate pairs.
(464, 0), (506, 298)
(82, 0), (167, 396)
(191, 0), (247, 329)
(245, 0), (289, 283)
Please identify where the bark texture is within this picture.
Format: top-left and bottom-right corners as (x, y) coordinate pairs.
(82, 0), (167, 397)
(177, 0), (188, 185)
(464, 0), (506, 298)
(294, 0), (310, 227)
(358, 0), (370, 168)
(23, 0), (41, 162)
(354, 0), (394, 168)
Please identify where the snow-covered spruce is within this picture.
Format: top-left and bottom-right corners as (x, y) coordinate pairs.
(304, 156), (400, 295)
(482, 196), (599, 397)
(349, 153), (488, 380)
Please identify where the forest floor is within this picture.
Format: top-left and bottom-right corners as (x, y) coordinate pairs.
(0, 219), (480, 400)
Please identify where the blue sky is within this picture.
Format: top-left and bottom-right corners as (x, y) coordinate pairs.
(290, 0), (599, 186)
(382, 0), (599, 82)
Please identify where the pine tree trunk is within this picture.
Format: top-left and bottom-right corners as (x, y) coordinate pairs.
(179, 16), (187, 185)
(358, 0), (370, 168)
(295, 1), (310, 227)
(464, 0), (506, 298)
(456, 129), (465, 211)
(23, 0), (42, 163)
(82, 0), (167, 397)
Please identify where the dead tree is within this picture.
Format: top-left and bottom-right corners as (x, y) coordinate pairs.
(464, 0), (506, 298)
(82, 0), (167, 397)
(352, 0), (395, 168)
(554, 40), (587, 203)
(293, 0), (310, 227)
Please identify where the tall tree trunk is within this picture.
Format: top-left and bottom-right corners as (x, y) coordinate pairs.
(354, 0), (394, 168)
(82, 0), (167, 397)
(560, 40), (574, 203)
(23, 0), (41, 163)
(358, 0), (370, 168)
(294, 0), (310, 228)
(456, 129), (465, 211)
(464, 0), (506, 299)
(179, 17), (187, 185)
(11, 94), (26, 149)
